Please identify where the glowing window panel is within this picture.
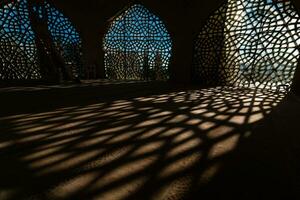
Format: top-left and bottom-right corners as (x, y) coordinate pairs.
(194, 0), (300, 91)
(103, 4), (172, 81)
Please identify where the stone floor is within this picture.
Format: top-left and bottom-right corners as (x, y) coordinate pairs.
(0, 81), (300, 200)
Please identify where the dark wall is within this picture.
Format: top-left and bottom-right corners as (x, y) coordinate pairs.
(289, 0), (300, 94)
(294, 0), (300, 12)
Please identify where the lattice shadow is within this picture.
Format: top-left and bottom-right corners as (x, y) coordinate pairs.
(0, 83), (291, 200)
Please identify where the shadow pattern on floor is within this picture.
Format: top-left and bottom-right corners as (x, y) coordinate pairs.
(0, 82), (299, 200)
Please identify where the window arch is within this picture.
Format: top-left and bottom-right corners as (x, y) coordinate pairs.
(194, 0), (300, 91)
(0, 0), (83, 80)
(103, 4), (172, 81)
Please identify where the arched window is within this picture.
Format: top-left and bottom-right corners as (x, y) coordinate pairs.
(103, 4), (172, 81)
(194, 0), (300, 91)
(0, 0), (82, 80)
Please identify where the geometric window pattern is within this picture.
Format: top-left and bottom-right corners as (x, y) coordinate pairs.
(0, 0), (39, 80)
(45, 3), (83, 78)
(194, 0), (300, 91)
(0, 0), (82, 80)
(103, 4), (172, 81)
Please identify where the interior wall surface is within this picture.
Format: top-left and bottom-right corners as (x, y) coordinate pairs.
(291, 0), (300, 94)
